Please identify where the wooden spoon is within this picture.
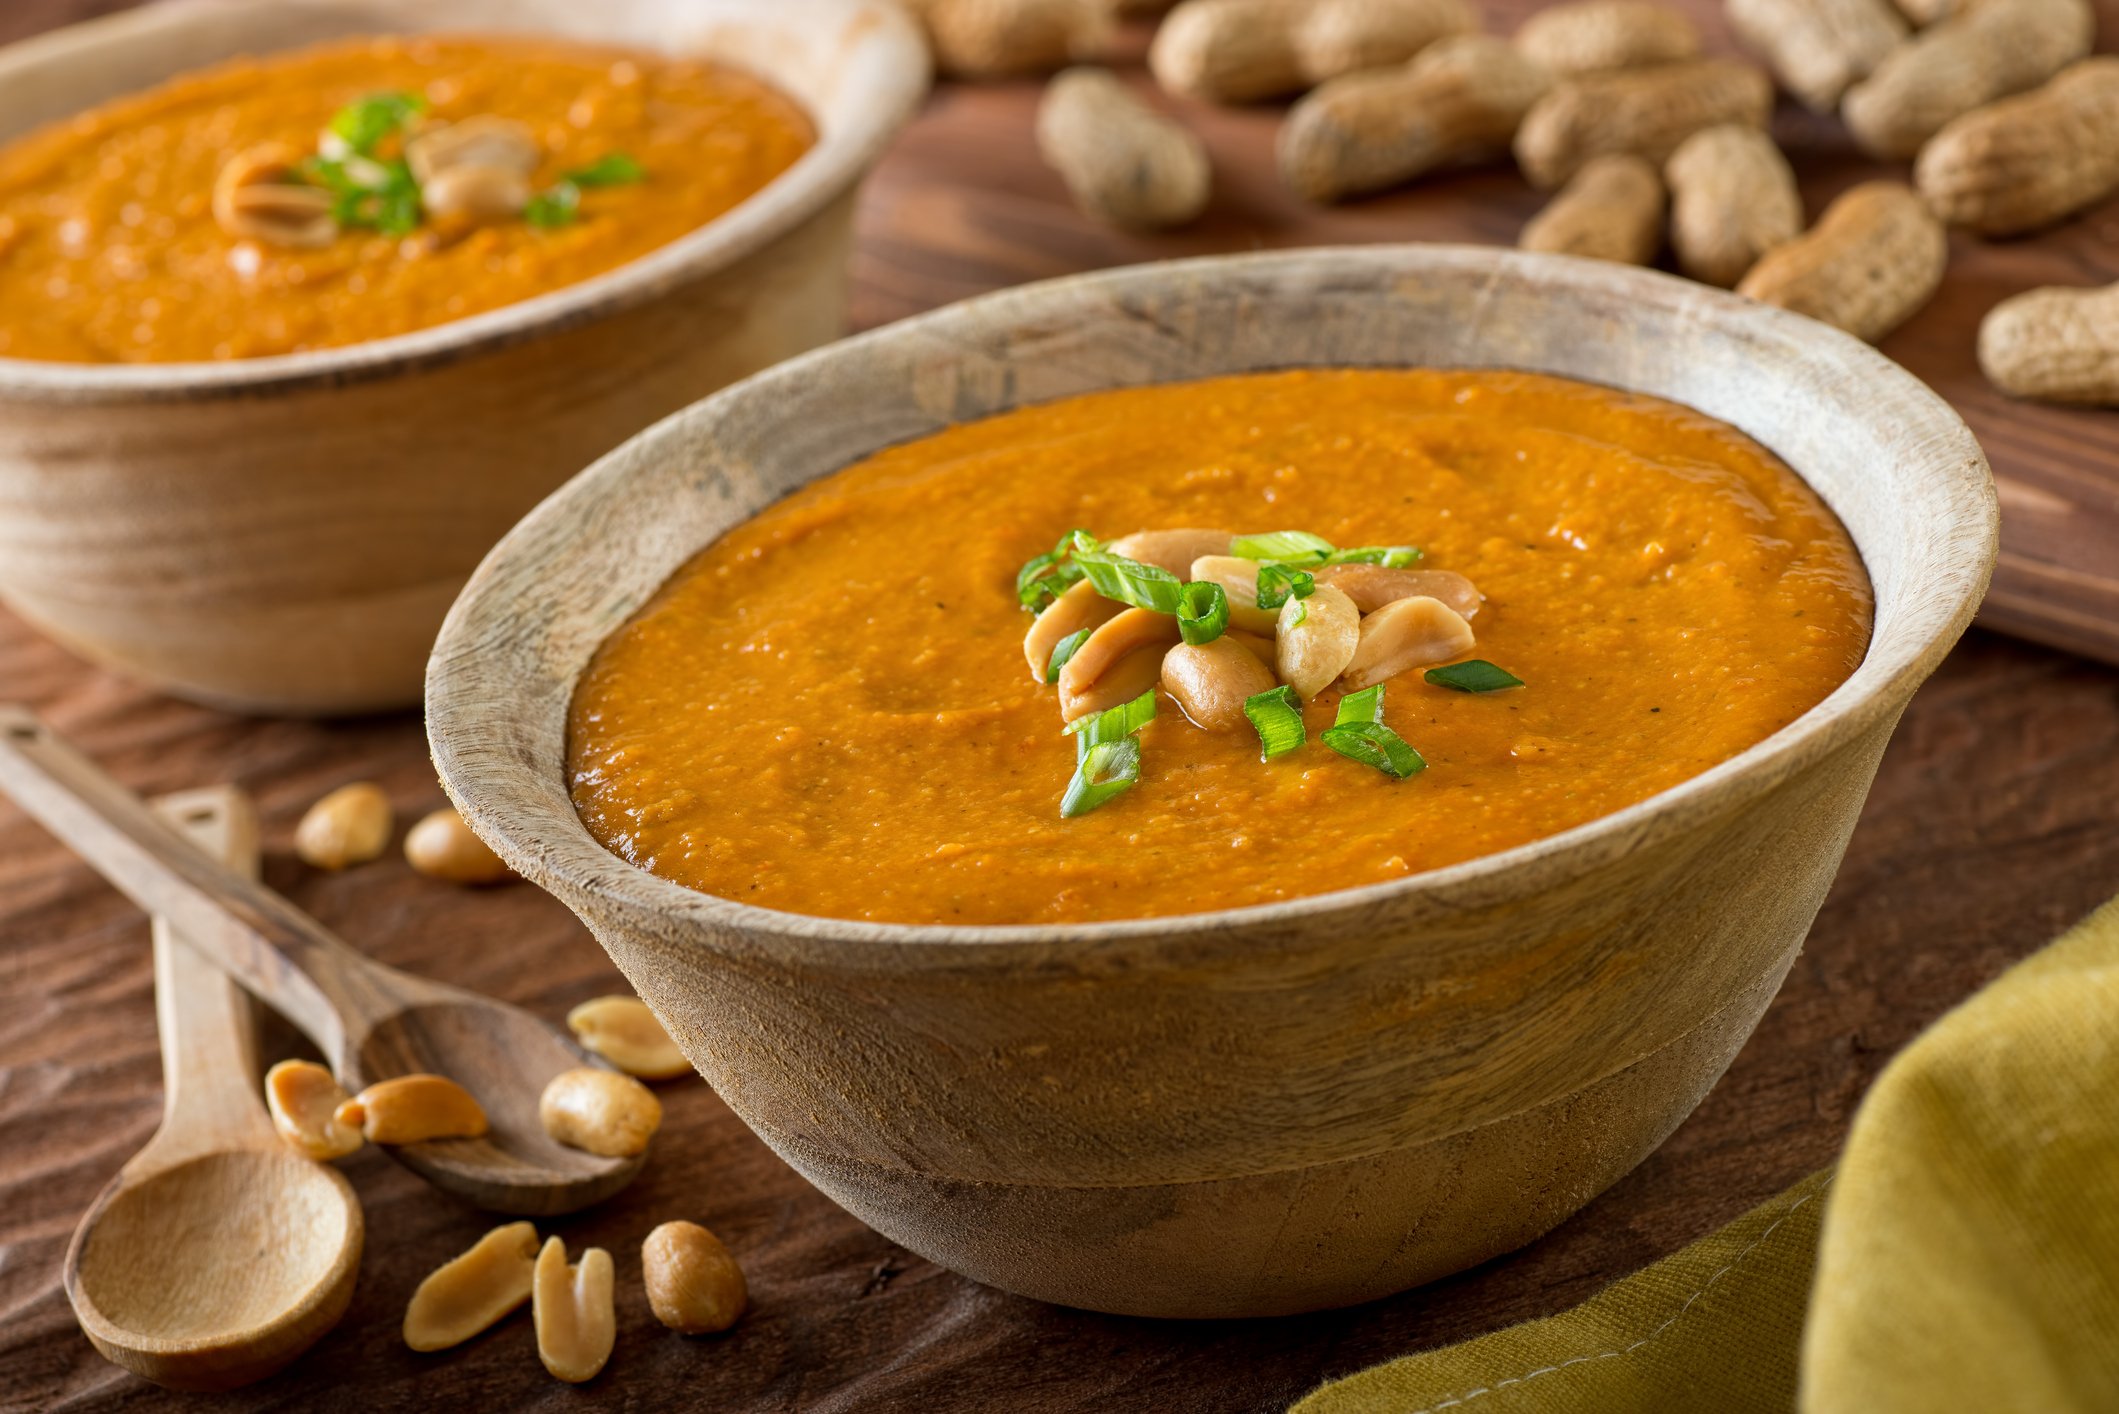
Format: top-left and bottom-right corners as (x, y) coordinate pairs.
(66, 787), (362, 1391)
(0, 707), (641, 1215)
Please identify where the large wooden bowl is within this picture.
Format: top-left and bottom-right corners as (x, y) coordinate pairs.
(427, 247), (1997, 1318)
(0, 0), (927, 715)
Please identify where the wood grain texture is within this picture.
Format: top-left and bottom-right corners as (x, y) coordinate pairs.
(0, 0), (2115, 1408)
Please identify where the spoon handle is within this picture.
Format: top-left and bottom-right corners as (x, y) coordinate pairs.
(0, 706), (403, 1070)
(147, 788), (278, 1163)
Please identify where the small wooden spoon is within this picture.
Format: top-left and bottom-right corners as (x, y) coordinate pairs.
(66, 787), (362, 1391)
(0, 707), (641, 1215)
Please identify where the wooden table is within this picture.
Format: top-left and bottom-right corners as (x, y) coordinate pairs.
(4, 4), (2119, 1410)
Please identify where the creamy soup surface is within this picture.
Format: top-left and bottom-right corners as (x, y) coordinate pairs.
(0, 34), (814, 362)
(568, 369), (1873, 926)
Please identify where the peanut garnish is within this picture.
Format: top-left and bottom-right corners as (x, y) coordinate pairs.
(566, 995), (689, 1081)
(1162, 637), (1275, 731)
(212, 142), (335, 248)
(263, 1059), (363, 1161)
(406, 116), (539, 185)
(1188, 555), (1284, 633)
(337, 1074), (489, 1145)
(642, 1222), (748, 1335)
(539, 1067), (662, 1158)
(533, 1237), (616, 1383)
(1058, 608), (1183, 722)
(1104, 528), (1234, 578)
(404, 1222), (539, 1352)
(420, 165), (532, 223)
(294, 782), (393, 871)
(1024, 578), (1124, 684)
(1275, 584), (1361, 699)
(404, 805), (513, 885)
(1340, 596), (1478, 691)
(1312, 565), (1482, 618)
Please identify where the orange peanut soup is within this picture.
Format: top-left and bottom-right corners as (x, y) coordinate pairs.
(0, 35), (813, 362)
(569, 369), (1872, 926)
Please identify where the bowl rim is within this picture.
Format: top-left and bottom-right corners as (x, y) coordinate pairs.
(427, 244), (2000, 962)
(0, 0), (929, 404)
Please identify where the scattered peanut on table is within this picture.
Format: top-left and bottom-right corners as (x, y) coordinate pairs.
(404, 805), (513, 885)
(1664, 124), (1802, 288)
(1977, 283), (2119, 406)
(641, 1221), (749, 1335)
(263, 1059), (363, 1161)
(1736, 181), (1947, 344)
(337, 1073), (489, 1145)
(1512, 57), (1773, 189)
(404, 1222), (540, 1352)
(1518, 153), (1665, 265)
(540, 1067), (663, 1158)
(567, 995), (690, 1081)
(293, 781), (392, 870)
(1279, 35), (1551, 203)
(533, 1236), (617, 1384)
(1149, 0), (1475, 103)
(1037, 66), (1210, 230)
(1914, 57), (2119, 237)
(1841, 0), (2093, 160)
(904, 0), (1111, 78)
(1725, 0), (1904, 113)
(1512, 0), (1698, 78)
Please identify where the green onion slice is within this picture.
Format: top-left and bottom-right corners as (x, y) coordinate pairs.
(1325, 545), (1423, 568)
(1074, 549), (1184, 614)
(566, 152), (646, 186)
(327, 92), (426, 156)
(1064, 687), (1157, 760)
(1253, 562), (1316, 611)
(1321, 721), (1426, 779)
(1045, 629), (1091, 684)
(1243, 685), (1306, 761)
(1334, 684), (1386, 726)
(525, 181), (583, 229)
(1060, 738), (1141, 818)
(1425, 660), (1526, 693)
(1176, 582), (1229, 645)
(1232, 530), (1334, 564)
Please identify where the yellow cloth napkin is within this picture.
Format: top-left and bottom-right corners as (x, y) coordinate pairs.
(1294, 893), (2119, 1414)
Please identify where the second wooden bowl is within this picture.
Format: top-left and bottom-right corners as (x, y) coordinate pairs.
(427, 246), (1997, 1318)
(0, 0), (927, 714)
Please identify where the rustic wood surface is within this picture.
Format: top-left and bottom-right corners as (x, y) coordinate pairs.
(1, 2), (2116, 1411)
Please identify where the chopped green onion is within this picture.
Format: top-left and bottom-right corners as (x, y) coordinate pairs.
(1074, 549), (1184, 614)
(1253, 562), (1316, 611)
(1322, 721), (1426, 779)
(566, 152), (646, 187)
(1232, 530), (1334, 563)
(1064, 687), (1157, 759)
(327, 92), (426, 157)
(1045, 629), (1091, 684)
(1243, 685), (1306, 761)
(1060, 738), (1141, 818)
(1425, 660), (1525, 693)
(1176, 581), (1228, 645)
(1288, 598), (1308, 628)
(1335, 684), (1386, 725)
(1016, 552), (1085, 612)
(1325, 545), (1423, 568)
(300, 154), (423, 235)
(525, 181), (583, 229)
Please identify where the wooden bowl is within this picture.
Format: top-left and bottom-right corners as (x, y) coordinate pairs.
(427, 247), (1998, 1318)
(0, 0), (927, 715)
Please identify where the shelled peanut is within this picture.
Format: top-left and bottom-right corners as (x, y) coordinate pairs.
(1841, 0), (2093, 159)
(1149, 0), (1474, 103)
(1978, 283), (2119, 405)
(1518, 154), (1665, 265)
(1725, 0), (1904, 113)
(1513, 1), (1698, 78)
(1280, 36), (1551, 203)
(904, 0), (1110, 78)
(1038, 67), (1211, 229)
(1736, 181), (1947, 343)
(1513, 57), (1772, 189)
(1665, 125), (1802, 288)
(1915, 58), (2119, 236)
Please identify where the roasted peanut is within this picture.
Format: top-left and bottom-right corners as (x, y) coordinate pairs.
(1665, 125), (1801, 288)
(1513, 58), (1773, 190)
(1736, 181), (1946, 343)
(1280, 36), (1551, 203)
(1977, 282), (2119, 405)
(642, 1221), (748, 1335)
(1314, 565), (1482, 619)
(1513, 1), (1699, 77)
(404, 806), (513, 885)
(1161, 637), (1277, 730)
(404, 1221), (539, 1352)
(1037, 68), (1210, 230)
(1105, 528), (1233, 577)
(1188, 556), (1283, 633)
(1914, 58), (2119, 236)
(1150, 0), (1475, 104)
(338, 1073), (489, 1145)
(539, 1067), (662, 1158)
(264, 1059), (363, 1161)
(1340, 596), (1477, 691)
(406, 116), (539, 185)
(1518, 154), (1664, 265)
(420, 164), (530, 223)
(1058, 608), (1181, 721)
(1843, 0), (2093, 160)
(567, 995), (690, 1081)
(294, 782), (393, 870)
(533, 1237), (615, 1383)
(1024, 579), (1124, 683)
(1725, 0), (1904, 113)
(1276, 584), (1360, 699)
(212, 142), (335, 249)
(1225, 628), (1278, 669)
(906, 0), (1110, 78)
